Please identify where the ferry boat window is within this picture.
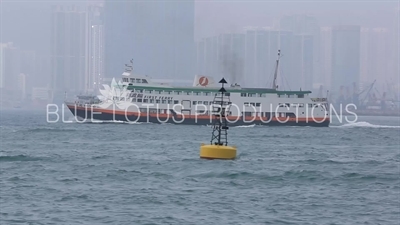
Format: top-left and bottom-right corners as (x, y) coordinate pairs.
(299, 103), (304, 107)
(138, 99), (142, 102)
(194, 92), (200, 96)
(244, 102), (249, 106)
(193, 101), (197, 105)
(174, 100), (179, 104)
(198, 101), (203, 104)
(157, 91), (162, 94)
(185, 92), (191, 95)
(166, 91), (171, 94)
(128, 83), (133, 86)
(241, 93), (246, 97)
(136, 79), (142, 83)
(285, 103), (290, 107)
(250, 102), (255, 106)
(162, 100), (166, 104)
(156, 100), (160, 103)
(248, 93), (255, 97)
(148, 90), (153, 94)
(142, 79), (148, 83)
(224, 92), (230, 96)
(256, 103), (261, 107)
(308, 103), (313, 107)
(176, 91), (181, 95)
(131, 98), (136, 102)
(143, 99), (148, 103)
(261, 93), (267, 97)
(168, 100), (172, 104)
(298, 94), (304, 98)
(204, 101), (208, 105)
(130, 78), (135, 83)
(204, 92), (209, 96)
(150, 99), (154, 103)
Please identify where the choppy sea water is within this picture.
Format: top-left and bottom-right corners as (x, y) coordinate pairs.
(1, 109), (399, 225)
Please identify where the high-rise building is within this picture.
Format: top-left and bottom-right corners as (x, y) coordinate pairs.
(244, 28), (283, 88)
(360, 28), (390, 87)
(196, 28), (315, 90)
(278, 14), (319, 90)
(86, 3), (105, 94)
(318, 27), (332, 90)
(196, 33), (245, 84)
(292, 34), (314, 91)
(219, 33), (245, 85)
(196, 36), (218, 77)
(104, 0), (195, 80)
(331, 25), (361, 95)
(0, 43), (21, 97)
(392, 7), (400, 86)
(0, 42), (34, 105)
(279, 14), (319, 35)
(51, 5), (87, 101)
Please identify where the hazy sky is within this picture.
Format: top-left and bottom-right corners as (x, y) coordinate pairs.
(0, 0), (398, 52)
(195, 0), (398, 40)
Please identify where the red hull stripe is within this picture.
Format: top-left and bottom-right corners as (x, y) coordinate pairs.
(67, 105), (330, 123)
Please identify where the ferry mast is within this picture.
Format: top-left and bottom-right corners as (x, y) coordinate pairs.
(272, 50), (281, 90)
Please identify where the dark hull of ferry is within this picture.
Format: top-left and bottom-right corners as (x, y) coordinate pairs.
(67, 105), (330, 127)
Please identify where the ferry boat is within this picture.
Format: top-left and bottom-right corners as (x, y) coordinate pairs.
(66, 52), (330, 127)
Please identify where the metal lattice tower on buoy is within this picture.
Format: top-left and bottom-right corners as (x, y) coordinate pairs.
(210, 78), (230, 146)
(200, 78), (237, 160)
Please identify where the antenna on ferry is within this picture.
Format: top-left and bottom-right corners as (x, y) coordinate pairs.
(125, 59), (134, 73)
(272, 49), (281, 90)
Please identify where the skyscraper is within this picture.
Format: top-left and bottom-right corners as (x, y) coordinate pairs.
(86, 4), (105, 94)
(318, 27), (332, 90)
(104, 0), (195, 80)
(244, 28), (280, 88)
(331, 25), (361, 94)
(51, 5), (87, 101)
(360, 27), (390, 87)
(0, 42), (21, 99)
(196, 33), (245, 84)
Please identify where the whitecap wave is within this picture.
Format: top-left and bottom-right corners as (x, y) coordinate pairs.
(232, 124), (256, 128)
(205, 124), (256, 128)
(333, 121), (400, 129)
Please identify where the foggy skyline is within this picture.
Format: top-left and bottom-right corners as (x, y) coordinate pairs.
(1, 0), (398, 53)
(0, 0), (398, 105)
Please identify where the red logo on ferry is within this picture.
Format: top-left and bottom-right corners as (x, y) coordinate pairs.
(199, 76), (209, 86)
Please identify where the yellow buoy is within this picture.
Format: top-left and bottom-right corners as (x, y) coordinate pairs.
(200, 143), (237, 160)
(199, 77), (238, 160)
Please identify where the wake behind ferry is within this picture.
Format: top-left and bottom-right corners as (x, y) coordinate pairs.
(66, 51), (330, 127)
